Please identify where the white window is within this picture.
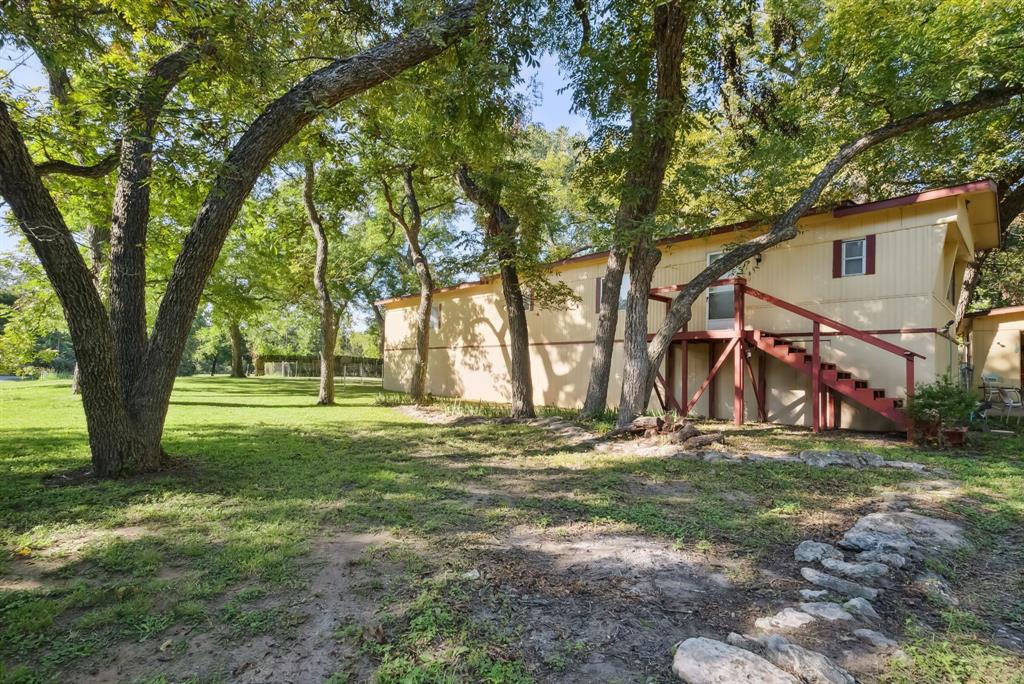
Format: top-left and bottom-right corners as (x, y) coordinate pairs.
(430, 303), (442, 330)
(619, 273), (630, 308)
(841, 238), (866, 277)
(522, 289), (534, 311)
(706, 251), (739, 329)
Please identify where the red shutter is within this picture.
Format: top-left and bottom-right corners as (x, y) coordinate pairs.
(865, 234), (876, 275)
(595, 277), (602, 313)
(832, 240), (842, 278)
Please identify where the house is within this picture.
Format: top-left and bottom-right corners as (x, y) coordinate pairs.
(378, 180), (1002, 431)
(965, 305), (1024, 391)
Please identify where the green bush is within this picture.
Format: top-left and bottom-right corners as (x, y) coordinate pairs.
(905, 375), (976, 434)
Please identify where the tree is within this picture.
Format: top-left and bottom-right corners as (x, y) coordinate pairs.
(457, 165), (536, 418)
(0, 1), (479, 476)
(549, 0), (694, 418)
(303, 157), (340, 404)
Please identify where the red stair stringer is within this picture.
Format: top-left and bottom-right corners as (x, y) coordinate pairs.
(750, 330), (909, 428)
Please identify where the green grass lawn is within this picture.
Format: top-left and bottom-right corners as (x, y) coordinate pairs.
(1, 378), (1022, 683)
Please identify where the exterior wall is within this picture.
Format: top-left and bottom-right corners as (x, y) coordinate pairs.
(384, 197), (972, 429)
(970, 313), (1024, 390)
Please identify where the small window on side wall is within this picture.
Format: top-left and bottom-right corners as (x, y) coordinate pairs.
(523, 289), (534, 311)
(833, 234), (876, 278)
(430, 303), (442, 330)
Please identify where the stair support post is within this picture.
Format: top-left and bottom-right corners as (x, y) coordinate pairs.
(905, 353), (915, 441)
(812, 321), (821, 433)
(681, 339), (689, 417)
(733, 280), (746, 426)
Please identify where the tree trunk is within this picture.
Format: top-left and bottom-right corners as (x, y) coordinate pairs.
(410, 277), (432, 403)
(304, 159), (337, 404)
(382, 167), (436, 403)
(0, 101), (146, 477)
(371, 302), (386, 359)
(581, 247), (626, 417)
(617, 239), (662, 425)
(455, 165), (535, 418)
(109, 46), (203, 397)
(210, 353), (218, 376)
(500, 260), (535, 419)
(228, 322), (246, 378)
(954, 252), (986, 336)
(71, 363), (82, 394)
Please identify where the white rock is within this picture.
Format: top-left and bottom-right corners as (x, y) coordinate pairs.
(855, 548), (908, 569)
(794, 540), (843, 563)
(843, 597), (880, 621)
(842, 511), (967, 553)
(821, 557), (890, 580)
(854, 628), (899, 649)
(758, 634), (856, 684)
(672, 637), (799, 683)
(800, 589), (829, 600)
(799, 602), (854, 621)
(460, 568), (481, 580)
(913, 570), (959, 606)
(800, 567), (880, 600)
(799, 450), (885, 468)
(755, 607), (817, 631)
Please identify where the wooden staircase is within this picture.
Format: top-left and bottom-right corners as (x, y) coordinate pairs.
(751, 330), (909, 428)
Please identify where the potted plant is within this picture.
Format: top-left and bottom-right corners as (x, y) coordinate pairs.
(905, 375), (976, 447)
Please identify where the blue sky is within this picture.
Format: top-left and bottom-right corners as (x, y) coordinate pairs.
(0, 49), (587, 255)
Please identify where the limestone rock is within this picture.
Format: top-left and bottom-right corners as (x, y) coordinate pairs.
(798, 450), (885, 468)
(794, 540), (843, 563)
(799, 602), (854, 621)
(672, 637), (799, 683)
(913, 570), (959, 606)
(800, 589), (829, 600)
(855, 548), (908, 569)
(801, 567), (880, 600)
(854, 628), (899, 649)
(843, 597), (880, 621)
(821, 557), (890, 580)
(755, 607), (817, 631)
(841, 511), (967, 554)
(758, 634), (857, 684)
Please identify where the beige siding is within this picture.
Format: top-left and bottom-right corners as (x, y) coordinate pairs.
(383, 195), (981, 429)
(971, 313), (1024, 390)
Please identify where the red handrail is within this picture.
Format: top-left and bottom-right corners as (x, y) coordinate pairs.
(742, 284), (925, 360)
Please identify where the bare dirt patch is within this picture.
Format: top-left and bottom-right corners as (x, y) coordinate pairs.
(458, 523), (774, 682)
(75, 532), (400, 684)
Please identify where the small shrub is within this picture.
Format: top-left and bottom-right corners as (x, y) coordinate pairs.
(905, 375), (976, 444)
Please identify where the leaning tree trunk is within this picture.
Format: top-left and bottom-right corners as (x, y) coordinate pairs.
(304, 159), (338, 404)
(581, 247), (626, 418)
(228, 322), (246, 378)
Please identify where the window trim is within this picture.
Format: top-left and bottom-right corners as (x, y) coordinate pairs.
(840, 238), (867, 277)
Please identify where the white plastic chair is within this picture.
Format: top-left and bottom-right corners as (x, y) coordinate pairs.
(981, 373), (1003, 403)
(998, 387), (1023, 425)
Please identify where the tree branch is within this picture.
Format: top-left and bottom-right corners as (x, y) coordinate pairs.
(35, 149), (120, 177)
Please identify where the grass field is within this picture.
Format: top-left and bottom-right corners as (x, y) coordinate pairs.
(1, 377), (1022, 683)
